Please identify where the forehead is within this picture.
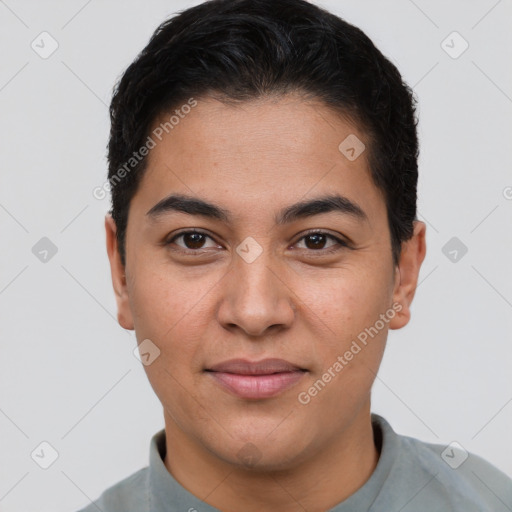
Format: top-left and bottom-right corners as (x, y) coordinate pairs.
(149, 94), (363, 169)
(132, 94), (385, 223)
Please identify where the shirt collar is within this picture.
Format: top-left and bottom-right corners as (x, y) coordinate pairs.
(147, 428), (219, 512)
(146, 413), (397, 511)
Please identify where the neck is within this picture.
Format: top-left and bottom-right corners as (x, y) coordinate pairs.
(163, 405), (379, 512)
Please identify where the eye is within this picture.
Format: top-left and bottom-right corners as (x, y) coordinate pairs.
(165, 229), (349, 255)
(166, 230), (221, 252)
(294, 231), (348, 252)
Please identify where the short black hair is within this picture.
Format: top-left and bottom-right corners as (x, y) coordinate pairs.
(107, 0), (418, 266)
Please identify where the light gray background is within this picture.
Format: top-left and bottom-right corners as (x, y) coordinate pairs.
(0, 1), (511, 511)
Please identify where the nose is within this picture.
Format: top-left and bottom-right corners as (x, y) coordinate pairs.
(217, 249), (296, 338)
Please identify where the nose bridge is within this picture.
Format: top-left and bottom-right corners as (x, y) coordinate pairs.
(237, 249), (280, 302)
(218, 242), (295, 336)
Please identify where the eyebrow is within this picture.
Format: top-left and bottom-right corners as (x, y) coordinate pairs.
(146, 193), (367, 224)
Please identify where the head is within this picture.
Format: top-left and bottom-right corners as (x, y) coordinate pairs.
(106, 0), (425, 472)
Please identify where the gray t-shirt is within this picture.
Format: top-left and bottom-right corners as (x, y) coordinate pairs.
(77, 413), (512, 511)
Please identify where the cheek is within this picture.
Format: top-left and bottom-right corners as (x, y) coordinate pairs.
(296, 273), (391, 420)
(304, 266), (393, 339)
(128, 262), (206, 336)
(128, 268), (211, 416)
(128, 265), (217, 373)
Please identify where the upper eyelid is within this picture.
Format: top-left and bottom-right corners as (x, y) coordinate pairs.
(167, 229), (219, 244)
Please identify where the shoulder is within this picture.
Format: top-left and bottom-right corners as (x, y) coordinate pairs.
(75, 466), (149, 512)
(375, 415), (512, 511)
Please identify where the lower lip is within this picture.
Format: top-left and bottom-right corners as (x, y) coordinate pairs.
(208, 371), (305, 399)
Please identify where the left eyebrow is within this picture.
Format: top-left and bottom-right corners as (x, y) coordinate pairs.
(275, 194), (367, 224)
(146, 193), (367, 224)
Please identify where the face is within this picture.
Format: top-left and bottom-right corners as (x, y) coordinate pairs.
(106, 94), (425, 470)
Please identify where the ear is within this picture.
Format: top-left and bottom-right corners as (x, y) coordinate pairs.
(105, 214), (134, 330)
(389, 221), (427, 330)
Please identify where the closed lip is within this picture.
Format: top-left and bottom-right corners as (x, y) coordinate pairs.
(205, 358), (306, 375)
(205, 358), (307, 399)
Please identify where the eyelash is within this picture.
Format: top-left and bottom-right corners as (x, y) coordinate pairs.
(165, 229), (350, 255)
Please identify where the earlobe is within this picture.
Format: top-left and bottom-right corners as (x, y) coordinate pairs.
(105, 214), (135, 330)
(389, 221), (427, 330)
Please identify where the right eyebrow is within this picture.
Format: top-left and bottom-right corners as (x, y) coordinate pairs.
(146, 194), (231, 222)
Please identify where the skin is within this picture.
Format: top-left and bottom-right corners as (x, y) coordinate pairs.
(106, 94), (426, 512)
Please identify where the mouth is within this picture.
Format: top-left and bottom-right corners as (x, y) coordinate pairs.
(205, 358), (307, 400)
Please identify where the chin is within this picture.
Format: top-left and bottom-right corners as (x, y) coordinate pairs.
(206, 425), (312, 472)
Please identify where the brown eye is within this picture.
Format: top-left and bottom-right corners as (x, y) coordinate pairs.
(296, 231), (345, 251)
(304, 233), (328, 249)
(167, 231), (220, 251)
(181, 232), (207, 249)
